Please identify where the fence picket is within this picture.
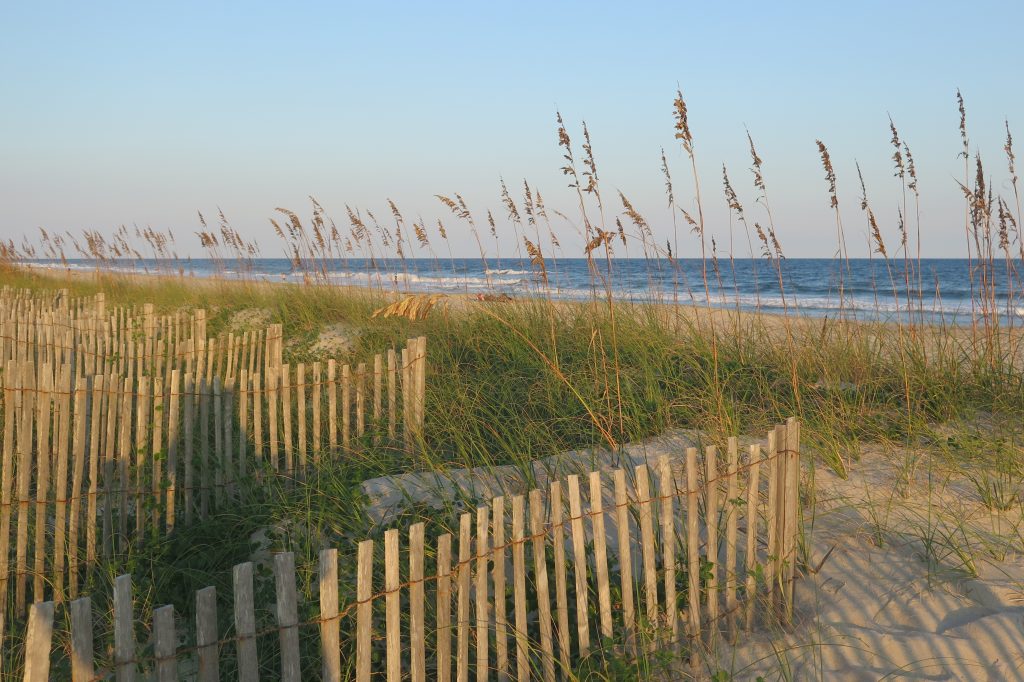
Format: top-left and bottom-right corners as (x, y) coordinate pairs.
(457, 513), (472, 682)
(114, 574), (136, 682)
(686, 447), (701, 638)
(529, 488), (556, 682)
(613, 469), (636, 649)
(70, 597), (94, 682)
(196, 587), (219, 682)
(510, 496), (528, 682)
(385, 528), (402, 682)
(233, 561), (259, 682)
(153, 604), (176, 682)
(409, 524), (426, 682)
(23, 600), (54, 682)
(356, 539), (374, 682)
(475, 506), (490, 682)
(320, 548), (341, 682)
(491, 496), (508, 680)
(275, 552), (301, 682)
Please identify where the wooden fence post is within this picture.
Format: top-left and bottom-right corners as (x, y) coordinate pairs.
(410, 524), (426, 682)
(275, 552), (301, 682)
(528, 489), (555, 682)
(196, 586), (219, 682)
(320, 548), (341, 682)
(70, 597), (94, 682)
(153, 605), (177, 682)
(356, 540), (374, 682)
(114, 574), (136, 682)
(23, 601), (55, 682)
(233, 561), (259, 682)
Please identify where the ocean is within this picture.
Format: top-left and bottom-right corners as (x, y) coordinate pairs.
(21, 257), (1023, 326)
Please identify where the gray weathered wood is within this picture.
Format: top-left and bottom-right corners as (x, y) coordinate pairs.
(196, 586), (219, 682)
(23, 600), (55, 682)
(153, 604), (177, 682)
(356, 539), (373, 682)
(275, 552), (301, 682)
(114, 574), (136, 682)
(385, 528), (402, 682)
(320, 548), (341, 682)
(70, 597), (95, 682)
(233, 561), (259, 682)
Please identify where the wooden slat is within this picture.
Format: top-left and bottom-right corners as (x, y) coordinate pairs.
(23, 600), (55, 682)
(510, 496), (528, 682)
(311, 362), (322, 462)
(296, 364), (307, 470)
(134, 375), (150, 537)
(0, 363), (16, 644)
(529, 488), (555, 682)
(636, 464), (659, 642)
(658, 456), (678, 642)
(70, 597), (95, 682)
(744, 444), (762, 631)
(356, 539), (373, 682)
(153, 603), (176, 682)
(549, 480), (570, 672)
(613, 469), (636, 649)
(320, 548), (341, 682)
(275, 552), (301, 682)
(183, 373), (195, 526)
(725, 437), (740, 638)
(196, 586), (219, 682)
(233, 561), (259, 682)
(86, 375), (104, 564)
(589, 471), (613, 640)
(783, 418), (800, 624)
(706, 444), (720, 623)
(567, 475), (591, 655)
(238, 369), (249, 479)
(212, 377), (224, 508)
(199, 377), (211, 518)
(437, 533), (453, 682)
(222, 378), (235, 496)
(457, 512), (472, 682)
(31, 366), (52, 604)
(685, 447), (701, 638)
(252, 372), (263, 468)
(148, 376), (163, 538)
(341, 364), (351, 448)
(327, 360), (338, 453)
(373, 354), (382, 440)
(356, 361), (366, 438)
(765, 429), (779, 607)
(165, 371), (180, 530)
(281, 364), (293, 474)
(114, 573), (136, 682)
(53, 363), (72, 600)
(385, 528), (402, 682)
(475, 506), (490, 682)
(409, 523), (426, 682)
(387, 348), (397, 440)
(267, 367), (279, 471)
(491, 496), (508, 681)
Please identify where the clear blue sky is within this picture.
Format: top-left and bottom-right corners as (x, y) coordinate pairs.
(2, 1), (1022, 258)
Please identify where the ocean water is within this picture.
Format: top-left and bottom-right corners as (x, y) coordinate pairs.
(21, 257), (1023, 325)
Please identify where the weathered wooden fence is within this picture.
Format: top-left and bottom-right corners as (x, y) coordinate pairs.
(12, 420), (802, 681)
(0, 287), (428, 647)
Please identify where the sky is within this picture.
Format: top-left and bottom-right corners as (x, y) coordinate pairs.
(2, 1), (1022, 259)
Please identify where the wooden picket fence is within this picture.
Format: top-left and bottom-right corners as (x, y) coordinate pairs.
(12, 420), (802, 681)
(0, 287), (428, 648)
